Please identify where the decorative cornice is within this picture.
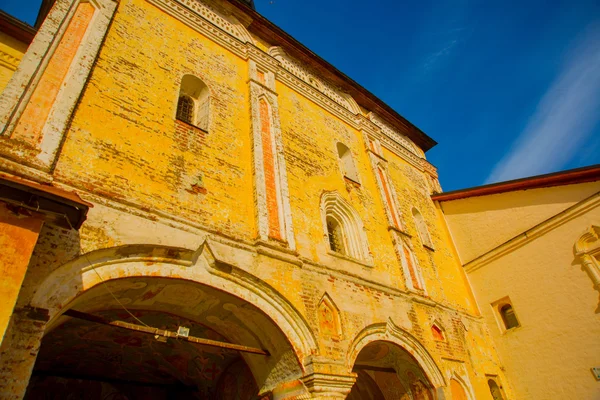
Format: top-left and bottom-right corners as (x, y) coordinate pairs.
(145, 0), (437, 173)
(464, 190), (600, 273)
(147, 0), (249, 58)
(177, 0), (254, 44)
(269, 46), (355, 113)
(422, 160), (438, 177)
(274, 65), (361, 127)
(369, 113), (418, 155)
(0, 49), (21, 70)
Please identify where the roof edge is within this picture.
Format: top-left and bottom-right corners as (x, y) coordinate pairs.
(432, 164), (600, 202)
(226, 1), (437, 152)
(0, 9), (37, 44)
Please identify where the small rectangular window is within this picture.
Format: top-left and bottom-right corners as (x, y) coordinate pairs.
(491, 296), (521, 332)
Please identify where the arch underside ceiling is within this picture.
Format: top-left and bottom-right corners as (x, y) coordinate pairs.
(27, 241), (449, 397)
(29, 241), (320, 394)
(41, 276), (303, 394)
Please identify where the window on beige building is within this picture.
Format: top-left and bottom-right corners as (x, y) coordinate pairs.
(499, 304), (519, 330)
(487, 378), (506, 400)
(492, 297), (520, 332)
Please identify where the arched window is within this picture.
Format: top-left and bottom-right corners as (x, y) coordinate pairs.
(176, 74), (210, 131)
(487, 379), (505, 400)
(499, 304), (519, 330)
(321, 192), (370, 262)
(412, 208), (434, 249)
(336, 142), (360, 183)
(326, 216), (346, 255)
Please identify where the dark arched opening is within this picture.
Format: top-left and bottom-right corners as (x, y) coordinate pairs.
(25, 277), (303, 399)
(348, 340), (435, 400)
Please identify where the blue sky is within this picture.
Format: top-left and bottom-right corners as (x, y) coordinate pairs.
(3, 0), (599, 190)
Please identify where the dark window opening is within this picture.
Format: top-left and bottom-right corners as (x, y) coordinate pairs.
(327, 217), (346, 255)
(176, 95), (194, 124)
(500, 304), (519, 330)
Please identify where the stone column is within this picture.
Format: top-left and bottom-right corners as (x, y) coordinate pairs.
(0, 307), (48, 400)
(581, 254), (600, 290)
(0, 202), (44, 345)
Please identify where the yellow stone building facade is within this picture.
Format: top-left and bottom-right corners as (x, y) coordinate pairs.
(0, 0), (596, 399)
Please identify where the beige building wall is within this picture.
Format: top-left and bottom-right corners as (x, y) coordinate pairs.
(440, 183), (600, 399)
(440, 181), (600, 263)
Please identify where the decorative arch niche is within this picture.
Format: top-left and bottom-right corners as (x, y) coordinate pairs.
(430, 320), (446, 342)
(336, 142), (360, 183)
(318, 293), (342, 339)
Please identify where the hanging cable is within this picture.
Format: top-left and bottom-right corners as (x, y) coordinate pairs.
(81, 251), (152, 328)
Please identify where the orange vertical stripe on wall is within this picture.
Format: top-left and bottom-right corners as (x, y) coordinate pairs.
(378, 168), (400, 229)
(259, 99), (282, 241)
(12, 2), (95, 145)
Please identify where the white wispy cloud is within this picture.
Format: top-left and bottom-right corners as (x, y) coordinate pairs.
(423, 39), (459, 71)
(485, 23), (600, 184)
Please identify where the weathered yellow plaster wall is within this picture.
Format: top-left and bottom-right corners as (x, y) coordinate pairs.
(0, 0), (513, 397)
(441, 181), (600, 263)
(464, 195), (600, 399)
(383, 148), (478, 313)
(54, 0), (257, 241)
(0, 32), (28, 92)
(277, 84), (403, 285)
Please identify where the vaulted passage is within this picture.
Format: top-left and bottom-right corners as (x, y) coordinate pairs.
(24, 277), (303, 399)
(348, 341), (435, 400)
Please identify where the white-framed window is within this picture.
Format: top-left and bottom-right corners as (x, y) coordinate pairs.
(491, 296), (521, 332)
(321, 191), (370, 262)
(176, 74), (210, 131)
